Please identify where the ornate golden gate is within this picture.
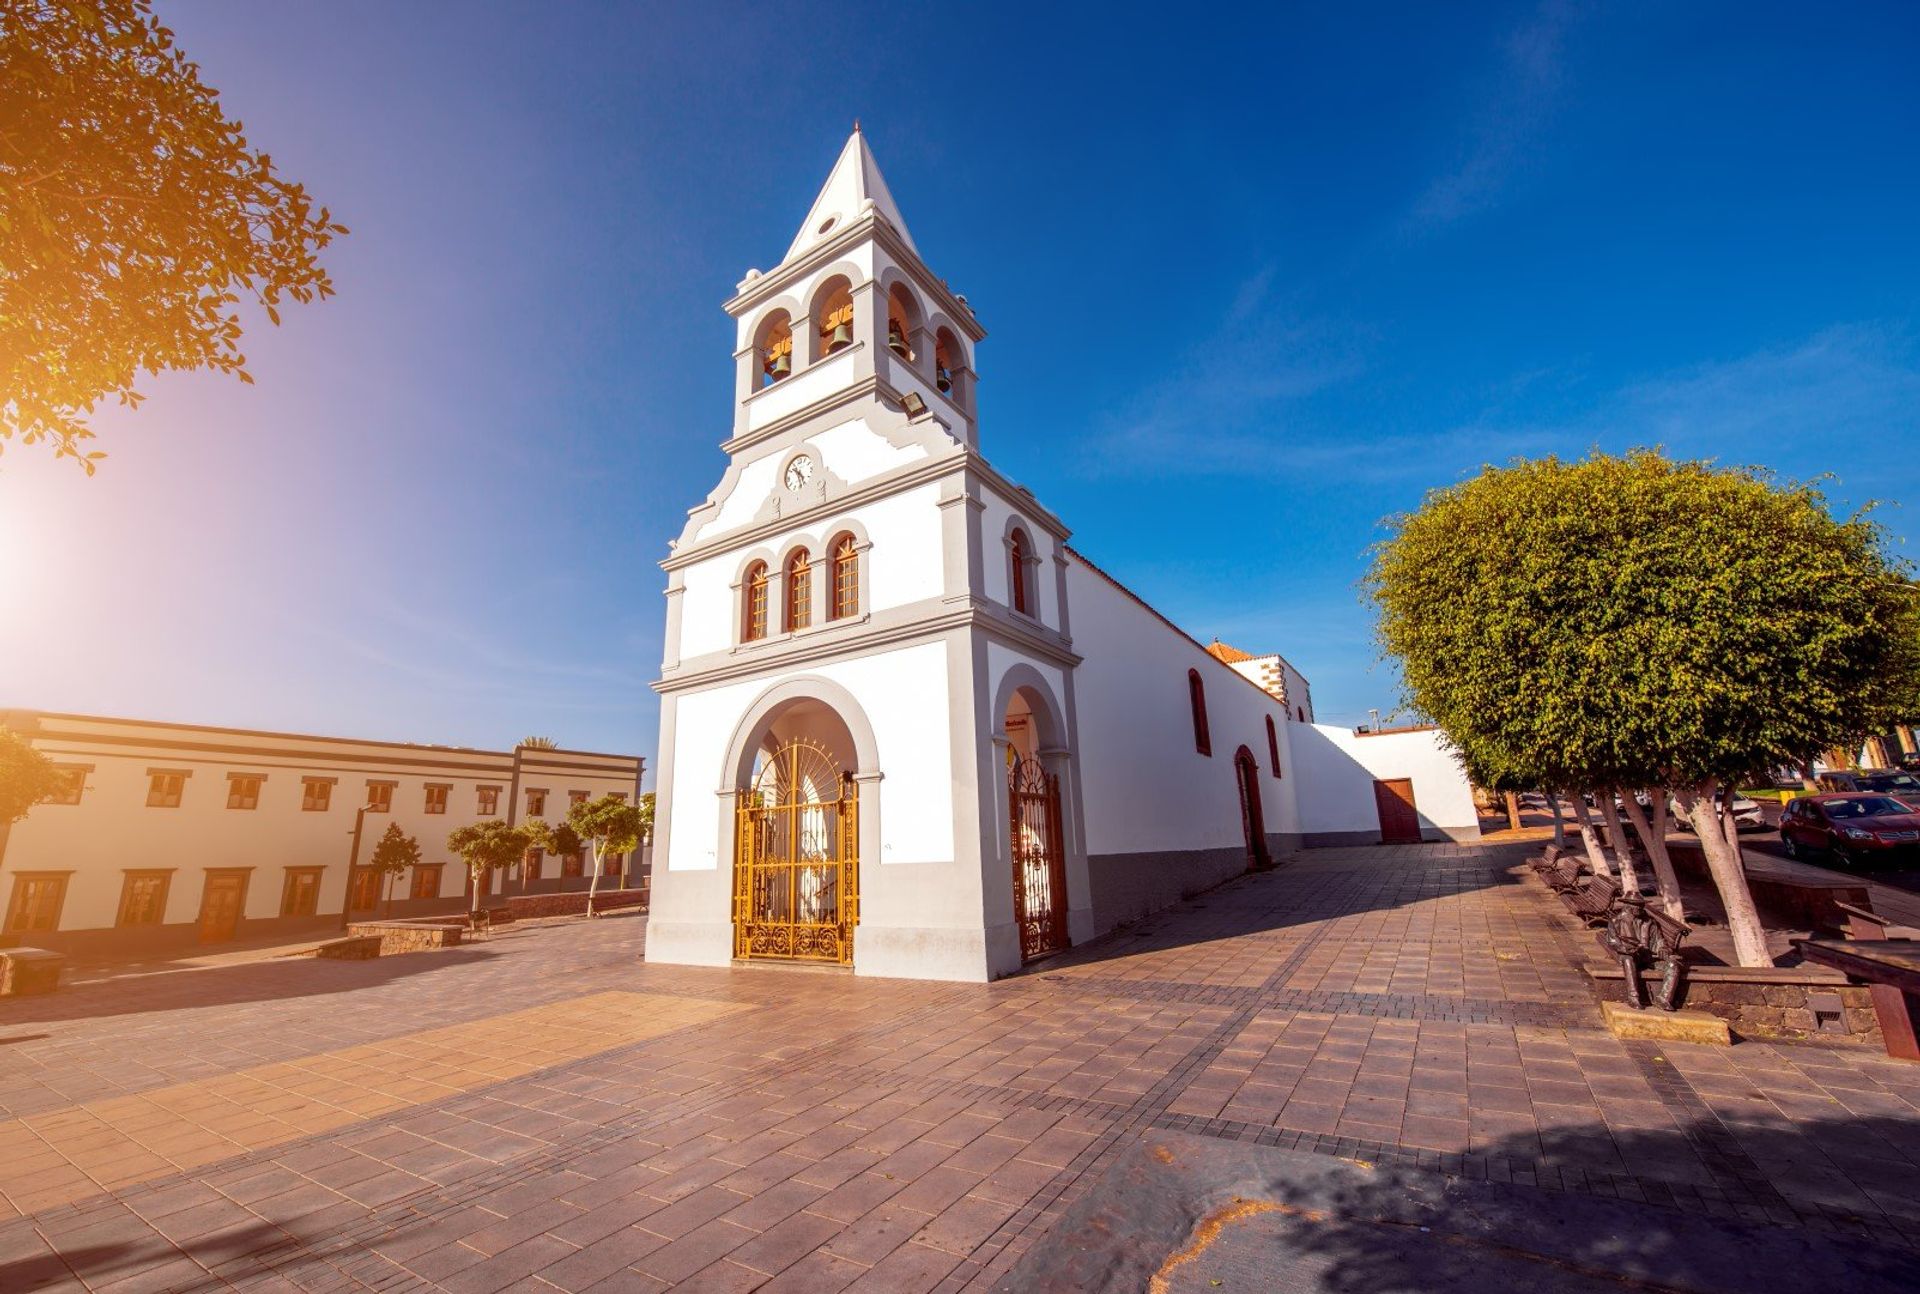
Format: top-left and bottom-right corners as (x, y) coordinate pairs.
(1010, 756), (1068, 961)
(734, 739), (859, 963)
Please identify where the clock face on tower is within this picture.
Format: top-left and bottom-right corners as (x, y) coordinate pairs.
(784, 455), (814, 492)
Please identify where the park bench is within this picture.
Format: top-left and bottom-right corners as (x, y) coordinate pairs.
(1539, 855), (1589, 896)
(1565, 871), (1624, 925)
(467, 909), (491, 939)
(1835, 900), (1919, 942)
(1796, 937), (1920, 1061)
(1527, 844), (1568, 871)
(1600, 895), (1692, 1011)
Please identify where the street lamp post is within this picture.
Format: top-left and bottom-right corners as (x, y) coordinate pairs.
(338, 804), (373, 931)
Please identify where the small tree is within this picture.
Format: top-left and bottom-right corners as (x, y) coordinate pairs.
(367, 823), (421, 919)
(519, 736), (557, 750)
(546, 822), (583, 878)
(1, 729), (63, 825)
(568, 795), (644, 917)
(1, 729), (65, 907)
(1369, 450), (1920, 967)
(446, 820), (535, 917)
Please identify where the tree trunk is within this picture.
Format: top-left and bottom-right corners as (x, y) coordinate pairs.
(1566, 792), (1613, 877)
(1675, 782), (1772, 967)
(1592, 791), (1642, 896)
(383, 870), (393, 920)
(587, 843), (603, 917)
(1545, 791), (1566, 847)
(1618, 791), (1684, 920)
(1800, 757), (1820, 793)
(1504, 791), (1522, 832)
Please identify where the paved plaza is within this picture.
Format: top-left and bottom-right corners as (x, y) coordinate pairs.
(2, 842), (1917, 1292)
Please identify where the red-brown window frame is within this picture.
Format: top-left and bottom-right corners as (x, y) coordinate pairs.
(786, 549), (813, 632)
(743, 561), (770, 641)
(829, 533), (859, 620)
(1009, 528), (1031, 615)
(1266, 715), (1282, 777)
(1188, 669), (1212, 756)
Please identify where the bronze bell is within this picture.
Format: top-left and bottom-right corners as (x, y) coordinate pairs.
(766, 351), (790, 379)
(828, 320), (853, 352)
(888, 322), (910, 357)
(936, 364), (953, 394)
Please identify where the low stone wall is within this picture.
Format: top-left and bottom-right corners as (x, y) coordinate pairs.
(1665, 841), (1870, 933)
(504, 888), (647, 920)
(346, 922), (465, 955)
(0, 947), (65, 995)
(1590, 964), (1883, 1047)
(312, 935), (383, 960)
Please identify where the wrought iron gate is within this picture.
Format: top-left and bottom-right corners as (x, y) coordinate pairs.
(1010, 757), (1068, 961)
(734, 739), (859, 963)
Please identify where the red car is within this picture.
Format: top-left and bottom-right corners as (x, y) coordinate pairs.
(1780, 793), (1920, 867)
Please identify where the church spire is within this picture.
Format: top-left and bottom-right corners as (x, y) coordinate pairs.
(783, 128), (917, 264)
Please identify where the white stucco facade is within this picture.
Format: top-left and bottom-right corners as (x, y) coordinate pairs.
(647, 130), (1478, 984)
(0, 712), (642, 953)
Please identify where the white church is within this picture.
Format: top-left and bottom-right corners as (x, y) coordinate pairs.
(646, 130), (1478, 982)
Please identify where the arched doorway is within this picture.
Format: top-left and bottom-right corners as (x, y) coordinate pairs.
(1234, 746), (1272, 871)
(1003, 684), (1069, 962)
(729, 691), (868, 965)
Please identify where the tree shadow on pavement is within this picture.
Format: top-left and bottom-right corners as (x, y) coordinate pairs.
(1013, 1111), (1920, 1294)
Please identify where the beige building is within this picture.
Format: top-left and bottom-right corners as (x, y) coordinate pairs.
(0, 711), (643, 955)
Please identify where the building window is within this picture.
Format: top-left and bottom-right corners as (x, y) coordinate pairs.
(1188, 670), (1211, 756)
(477, 785), (501, 815)
(365, 783), (394, 813)
(281, 869), (323, 917)
(226, 774), (263, 810)
(830, 533), (859, 620)
(785, 549), (812, 632)
(117, 871), (172, 927)
(1009, 528), (1032, 615)
(424, 784), (450, 815)
(569, 790), (588, 807)
(1266, 715), (1283, 777)
(49, 767), (88, 805)
(410, 864), (444, 900)
(743, 561), (770, 642)
(146, 770), (187, 808)
(525, 788), (547, 818)
(562, 852), (584, 879)
(4, 874), (68, 934)
(525, 847), (544, 882)
(301, 778), (334, 811)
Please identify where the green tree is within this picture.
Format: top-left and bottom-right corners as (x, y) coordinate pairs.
(568, 794), (644, 917)
(1368, 450), (1920, 967)
(446, 819), (535, 917)
(0, 728), (62, 825)
(366, 822), (421, 919)
(1, 0), (347, 470)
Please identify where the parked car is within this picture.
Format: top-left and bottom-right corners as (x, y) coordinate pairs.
(1667, 793), (1769, 833)
(1816, 769), (1920, 807)
(1897, 750), (1920, 772)
(1780, 794), (1920, 867)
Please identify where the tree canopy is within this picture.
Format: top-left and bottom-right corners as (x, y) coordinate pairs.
(367, 822), (421, 878)
(1367, 450), (1920, 794)
(1366, 449), (1920, 966)
(0, 0), (346, 470)
(1, 728), (62, 824)
(445, 819), (535, 902)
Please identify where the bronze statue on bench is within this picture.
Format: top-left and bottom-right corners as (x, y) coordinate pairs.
(1600, 891), (1688, 1011)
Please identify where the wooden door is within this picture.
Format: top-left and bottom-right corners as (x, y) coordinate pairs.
(1374, 779), (1422, 844)
(198, 872), (249, 943)
(1235, 749), (1272, 870)
(348, 866), (382, 910)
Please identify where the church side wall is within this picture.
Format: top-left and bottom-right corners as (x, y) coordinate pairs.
(1291, 725), (1480, 844)
(1062, 560), (1300, 936)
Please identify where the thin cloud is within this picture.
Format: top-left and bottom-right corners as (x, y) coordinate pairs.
(1408, 0), (1578, 230)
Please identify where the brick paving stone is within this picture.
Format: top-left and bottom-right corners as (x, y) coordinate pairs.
(0, 845), (1914, 1291)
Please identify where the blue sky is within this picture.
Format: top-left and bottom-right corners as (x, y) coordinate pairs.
(5, 1), (1918, 771)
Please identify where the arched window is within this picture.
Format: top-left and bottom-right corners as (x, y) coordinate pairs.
(886, 285), (920, 361)
(757, 311), (793, 385)
(1266, 715), (1282, 777)
(1297, 706), (1305, 722)
(1188, 669), (1211, 756)
(785, 549), (812, 632)
(1008, 528), (1031, 615)
(934, 328), (960, 395)
(829, 533), (859, 620)
(742, 562), (769, 642)
(815, 280), (854, 359)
